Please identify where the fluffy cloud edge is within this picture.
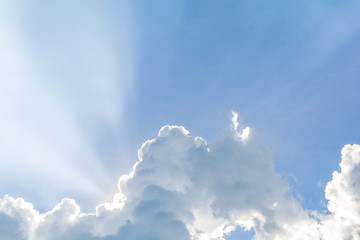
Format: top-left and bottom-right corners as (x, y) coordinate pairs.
(0, 112), (359, 240)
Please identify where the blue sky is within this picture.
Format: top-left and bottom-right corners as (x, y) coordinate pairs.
(1, 1), (360, 239)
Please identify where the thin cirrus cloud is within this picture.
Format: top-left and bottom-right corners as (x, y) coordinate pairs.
(1, 112), (359, 240)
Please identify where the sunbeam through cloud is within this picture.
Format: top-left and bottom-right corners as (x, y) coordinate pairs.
(1, 1), (360, 239)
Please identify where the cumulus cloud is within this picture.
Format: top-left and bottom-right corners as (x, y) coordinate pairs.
(0, 113), (359, 239)
(321, 144), (360, 240)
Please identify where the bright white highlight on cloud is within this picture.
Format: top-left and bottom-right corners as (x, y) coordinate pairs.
(0, 113), (359, 239)
(231, 111), (239, 131)
(231, 111), (250, 143)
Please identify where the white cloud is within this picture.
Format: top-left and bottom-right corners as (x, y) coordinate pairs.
(231, 111), (250, 143)
(320, 144), (360, 240)
(1, 112), (360, 239)
(2, 112), (343, 240)
(0, 195), (39, 240)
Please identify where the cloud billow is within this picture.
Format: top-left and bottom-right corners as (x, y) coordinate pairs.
(0, 113), (359, 239)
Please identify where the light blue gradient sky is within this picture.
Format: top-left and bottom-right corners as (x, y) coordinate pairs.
(1, 1), (360, 238)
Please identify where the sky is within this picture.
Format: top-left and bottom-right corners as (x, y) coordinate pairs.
(1, 1), (360, 239)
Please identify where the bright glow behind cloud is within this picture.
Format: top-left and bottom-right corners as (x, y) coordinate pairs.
(0, 1), (135, 208)
(2, 112), (359, 239)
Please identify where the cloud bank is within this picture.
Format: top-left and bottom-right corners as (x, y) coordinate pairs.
(1, 113), (359, 239)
